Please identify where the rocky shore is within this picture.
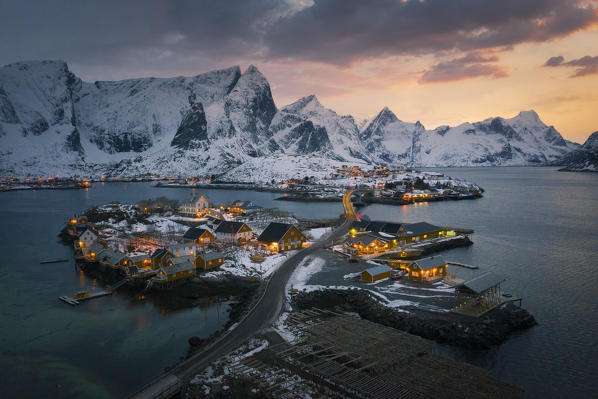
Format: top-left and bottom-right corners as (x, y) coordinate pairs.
(292, 288), (536, 349)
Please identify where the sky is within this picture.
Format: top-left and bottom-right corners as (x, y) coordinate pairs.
(1, 0), (597, 143)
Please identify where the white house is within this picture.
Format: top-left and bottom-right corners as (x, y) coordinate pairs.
(78, 229), (98, 249)
(179, 195), (210, 216)
(167, 243), (197, 258)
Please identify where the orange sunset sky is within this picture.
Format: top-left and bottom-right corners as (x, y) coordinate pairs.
(2, 0), (597, 143)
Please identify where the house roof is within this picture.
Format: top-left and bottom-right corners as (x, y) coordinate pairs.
(413, 255), (446, 270)
(364, 265), (392, 276)
(459, 272), (506, 295)
(258, 222), (302, 243)
(89, 243), (105, 254)
(183, 227), (211, 240)
(198, 251), (224, 261)
(405, 222), (443, 236)
(160, 262), (195, 275)
(380, 223), (405, 235)
(150, 248), (168, 259)
(346, 235), (384, 247)
(215, 221), (250, 234)
(169, 255), (195, 265)
(101, 250), (129, 264)
(80, 229), (98, 238)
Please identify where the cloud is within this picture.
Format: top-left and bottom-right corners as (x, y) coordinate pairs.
(419, 53), (508, 83)
(544, 55), (598, 76)
(544, 56), (565, 66)
(1, 0), (596, 76)
(264, 0), (598, 64)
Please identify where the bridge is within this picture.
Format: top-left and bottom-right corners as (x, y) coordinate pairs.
(129, 192), (353, 399)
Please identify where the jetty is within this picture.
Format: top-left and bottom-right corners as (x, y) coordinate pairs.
(40, 259), (69, 264)
(447, 261), (479, 269)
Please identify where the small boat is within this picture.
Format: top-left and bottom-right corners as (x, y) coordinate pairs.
(348, 257), (359, 263)
(251, 254), (266, 263)
(73, 291), (90, 300)
(502, 292), (512, 298)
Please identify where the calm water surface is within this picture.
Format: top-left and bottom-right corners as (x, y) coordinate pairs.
(0, 168), (597, 398)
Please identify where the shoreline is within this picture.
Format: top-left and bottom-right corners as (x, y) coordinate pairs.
(291, 288), (536, 350)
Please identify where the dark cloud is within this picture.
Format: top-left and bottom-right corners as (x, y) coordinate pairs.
(419, 53), (508, 83)
(544, 56), (565, 66)
(0, 0), (596, 81)
(544, 55), (598, 76)
(264, 0), (598, 63)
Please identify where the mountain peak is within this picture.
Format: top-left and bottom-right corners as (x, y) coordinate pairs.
(284, 95), (323, 113)
(244, 64), (261, 75)
(374, 106), (399, 124)
(512, 109), (543, 126)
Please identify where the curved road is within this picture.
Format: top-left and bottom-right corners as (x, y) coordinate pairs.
(130, 193), (356, 398)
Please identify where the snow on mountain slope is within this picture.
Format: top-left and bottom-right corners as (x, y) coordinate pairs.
(271, 95), (370, 163)
(556, 131), (598, 171)
(359, 108), (580, 167)
(0, 60), (586, 178)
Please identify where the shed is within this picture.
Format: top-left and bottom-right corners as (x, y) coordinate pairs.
(404, 222), (444, 242)
(361, 265), (392, 283)
(457, 272), (506, 296)
(196, 252), (224, 270)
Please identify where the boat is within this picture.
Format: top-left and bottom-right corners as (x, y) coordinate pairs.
(251, 254), (266, 263)
(73, 291), (90, 300)
(349, 257), (359, 263)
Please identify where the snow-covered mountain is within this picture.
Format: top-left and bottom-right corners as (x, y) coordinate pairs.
(0, 60), (585, 178)
(359, 107), (579, 166)
(556, 131), (598, 172)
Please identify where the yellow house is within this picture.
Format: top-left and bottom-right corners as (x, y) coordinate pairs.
(407, 256), (447, 282)
(257, 222), (307, 252)
(157, 259), (196, 282)
(361, 265), (392, 283)
(344, 234), (392, 256)
(195, 252), (224, 270)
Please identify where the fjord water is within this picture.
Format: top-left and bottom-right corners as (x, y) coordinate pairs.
(0, 168), (596, 398)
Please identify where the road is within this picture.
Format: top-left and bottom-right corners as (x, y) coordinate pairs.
(130, 194), (356, 399)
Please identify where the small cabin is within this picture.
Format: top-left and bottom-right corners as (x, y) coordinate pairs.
(257, 222), (307, 252)
(215, 221), (253, 242)
(407, 255), (447, 282)
(196, 252), (224, 270)
(183, 227), (215, 245)
(361, 265), (392, 283)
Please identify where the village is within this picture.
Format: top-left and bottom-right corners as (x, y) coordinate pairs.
(62, 189), (514, 320)
(58, 190), (535, 399)
(156, 164), (484, 206)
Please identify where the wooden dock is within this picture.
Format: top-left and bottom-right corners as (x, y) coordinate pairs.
(451, 295), (522, 317)
(59, 290), (112, 306)
(40, 259), (69, 264)
(447, 261), (479, 269)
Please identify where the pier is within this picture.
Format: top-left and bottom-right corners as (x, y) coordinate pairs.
(447, 261), (479, 269)
(59, 278), (129, 306)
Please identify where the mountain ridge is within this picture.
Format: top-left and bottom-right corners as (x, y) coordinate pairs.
(0, 60), (587, 178)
